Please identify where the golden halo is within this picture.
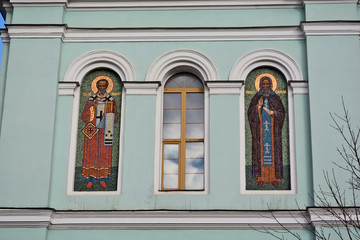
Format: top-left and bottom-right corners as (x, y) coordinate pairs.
(254, 73), (277, 92)
(91, 75), (114, 94)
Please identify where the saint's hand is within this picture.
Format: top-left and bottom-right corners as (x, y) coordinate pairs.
(263, 107), (274, 115)
(93, 99), (98, 107)
(258, 98), (263, 108)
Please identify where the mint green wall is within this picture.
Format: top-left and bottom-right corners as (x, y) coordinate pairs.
(0, 38), (62, 207)
(305, 3), (358, 21)
(47, 229), (315, 240)
(59, 40), (307, 81)
(0, 228), (47, 240)
(0, 42), (9, 134)
(64, 8), (304, 28)
(306, 35), (360, 203)
(12, 6), (64, 24)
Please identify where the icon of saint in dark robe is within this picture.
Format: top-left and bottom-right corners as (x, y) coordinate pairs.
(247, 74), (285, 188)
(81, 76), (118, 189)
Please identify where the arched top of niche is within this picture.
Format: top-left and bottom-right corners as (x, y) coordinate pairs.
(145, 49), (220, 84)
(229, 49), (303, 82)
(63, 49), (136, 82)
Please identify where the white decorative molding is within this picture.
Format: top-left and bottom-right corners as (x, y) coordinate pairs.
(0, 29), (10, 42)
(63, 49), (136, 82)
(229, 49), (304, 81)
(303, 0), (357, 3)
(147, 49), (216, 195)
(231, 49), (303, 195)
(289, 81), (309, 94)
(146, 49), (220, 82)
(0, 209), (311, 230)
(64, 27), (304, 42)
(206, 81), (244, 94)
(7, 25), (66, 39)
(64, 50), (135, 195)
(66, 0), (303, 10)
(302, 22), (360, 36)
(58, 81), (79, 96)
(123, 81), (160, 95)
(4, 25), (305, 42)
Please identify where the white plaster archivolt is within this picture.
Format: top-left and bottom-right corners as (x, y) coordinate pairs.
(148, 49), (217, 194)
(64, 50), (133, 195)
(229, 49), (303, 82)
(145, 49), (219, 83)
(232, 49), (303, 194)
(63, 49), (136, 84)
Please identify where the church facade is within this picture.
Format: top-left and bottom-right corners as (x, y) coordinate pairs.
(0, 0), (360, 239)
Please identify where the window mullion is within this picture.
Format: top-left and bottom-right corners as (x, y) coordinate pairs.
(179, 91), (187, 190)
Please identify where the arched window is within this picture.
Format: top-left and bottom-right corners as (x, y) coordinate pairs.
(245, 67), (290, 191)
(161, 73), (204, 190)
(74, 69), (122, 192)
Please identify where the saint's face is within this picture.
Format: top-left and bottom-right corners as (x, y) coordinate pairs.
(261, 79), (271, 89)
(97, 80), (108, 92)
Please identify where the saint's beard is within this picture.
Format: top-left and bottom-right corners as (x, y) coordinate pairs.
(98, 89), (107, 95)
(262, 88), (271, 97)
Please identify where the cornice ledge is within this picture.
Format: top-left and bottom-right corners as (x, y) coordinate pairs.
(302, 21), (360, 36)
(66, 0), (303, 10)
(7, 24), (67, 39)
(58, 81), (80, 96)
(303, 0), (357, 3)
(123, 81), (161, 95)
(206, 81), (244, 95)
(308, 207), (360, 227)
(0, 209), (53, 228)
(288, 80), (308, 94)
(0, 29), (10, 42)
(64, 26), (304, 42)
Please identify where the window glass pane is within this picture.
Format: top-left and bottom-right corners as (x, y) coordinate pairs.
(186, 109), (204, 123)
(165, 73), (203, 89)
(186, 158), (204, 174)
(164, 93), (181, 108)
(164, 78), (181, 88)
(164, 109), (181, 123)
(187, 78), (203, 88)
(163, 124), (181, 139)
(187, 93), (204, 108)
(186, 123), (204, 139)
(186, 142), (204, 158)
(164, 160), (178, 174)
(164, 144), (179, 159)
(185, 173), (204, 190)
(163, 175), (178, 189)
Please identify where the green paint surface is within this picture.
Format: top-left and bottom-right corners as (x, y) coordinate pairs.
(65, 8), (304, 28)
(0, 39), (61, 207)
(305, 3), (357, 21)
(12, 6), (64, 24)
(0, 228), (47, 240)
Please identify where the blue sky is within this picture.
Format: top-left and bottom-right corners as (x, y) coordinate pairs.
(0, 15), (4, 66)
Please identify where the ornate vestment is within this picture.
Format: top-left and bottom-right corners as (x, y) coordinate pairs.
(81, 93), (118, 183)
(248, 91), (285, 183)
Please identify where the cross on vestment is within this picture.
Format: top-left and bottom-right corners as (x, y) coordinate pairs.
(96, 110), (104, 122)
(264, 142), (271, 154)
(264, 120), (270, 131)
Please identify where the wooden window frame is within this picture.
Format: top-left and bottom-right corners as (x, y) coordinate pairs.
(161, 86), (204, 191)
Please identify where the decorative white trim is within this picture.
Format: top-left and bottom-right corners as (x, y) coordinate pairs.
(66, 0), (303, 10)
(7, 25), (66, 39)
(206, 81), (244, 95)
(303, 0), (357, 3)
(63, 49), (136, 83)
(289, 81), (309, 94)
(0, 29), (10, 43)
(123, 82), (161, 95)
(146, 49), (220, 82)
(4, 25), (305, 42)
(147, 49), (217, 194)
(229, 49), (304, 81)
(64, 50), (135, 195)
(64, 27), (305, 42)
(231, 49), (303, 194)
(58, 82), (79, 96)
(0, 209), (311, 230)
(302, 22), (360, 36)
